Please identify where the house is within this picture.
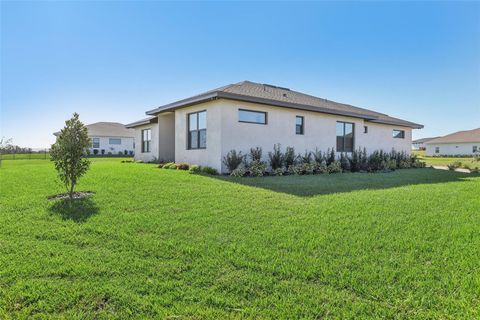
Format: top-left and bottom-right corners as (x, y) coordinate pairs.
(126, 81), (423, 172)
(412, 137), (440, 150)
(54, 122), (135, 155)
(425, 128), (480, 156)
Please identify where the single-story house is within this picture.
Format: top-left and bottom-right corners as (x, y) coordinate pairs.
(126, 81), (423, 172)
(412, 137), (440, 150)
(54, 122), (135, 155)
(425, 128), (480, 156)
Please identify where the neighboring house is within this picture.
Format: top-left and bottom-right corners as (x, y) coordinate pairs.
(126, 81), (423, 172)
(412, 137), (440, 150)
(425, 128), (480, 156)
(54, 122), (135, 155)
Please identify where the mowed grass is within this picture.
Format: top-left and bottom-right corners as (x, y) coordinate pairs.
(0, 159), (479, 319)
(413, 150), (478, 168)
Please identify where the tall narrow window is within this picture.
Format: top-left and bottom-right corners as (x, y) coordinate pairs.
(473, 146), (478, 153)
(435, 147), (440, 154)
(142, 129), (151, 153)
(296, 116), (304, 135)
(336, 121), (354, 152)
(92, 137), (100, 148)
(188, 111), (207, 149)
(364, 126), (368, 134)
(393, 129), (405, 139)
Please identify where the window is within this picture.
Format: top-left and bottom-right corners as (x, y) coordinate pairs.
(336, 121), (354, 152)
(435, 147), (440, 154)
(364, 126), (368, 134)
(92, 137), (100, 148)
(473, 146), (478, 153)
(188, 111), (207, 149)
(109, 138), (121, 145)
(296, 116), (304, 135)
(142, 129), (151, 153)
(393, 129), (405, 139)
(238, 109), (267, 124)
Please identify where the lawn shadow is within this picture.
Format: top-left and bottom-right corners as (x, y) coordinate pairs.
(48, 197), (99, 222)
(212, 168), (478, 197)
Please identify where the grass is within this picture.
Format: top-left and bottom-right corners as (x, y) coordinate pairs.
(0, 159), (479, 319)
(413, 150), (479, 168)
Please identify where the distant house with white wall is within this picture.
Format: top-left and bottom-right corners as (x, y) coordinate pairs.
(54, 122), (135, 155)
(425, 128), (480, 156)
(126, 81), (423, 172)
(412, 137), (439, 150)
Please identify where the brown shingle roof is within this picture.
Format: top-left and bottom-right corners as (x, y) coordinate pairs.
(413, 137), (441, 144)
(146, 81), (423, 129)
(426, 128), (480, 144)
(85, 122), (135, 137)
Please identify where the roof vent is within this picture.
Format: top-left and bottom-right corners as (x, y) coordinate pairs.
(263, 84), (290, 91)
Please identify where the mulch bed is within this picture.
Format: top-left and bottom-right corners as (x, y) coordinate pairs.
(47, 191), (95, 200)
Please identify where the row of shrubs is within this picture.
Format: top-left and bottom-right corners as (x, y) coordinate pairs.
(87, 149), (134, 156)
(447, 161), (479, 173)
(223, 144), (425, 177)
(158, 162), (219, 175)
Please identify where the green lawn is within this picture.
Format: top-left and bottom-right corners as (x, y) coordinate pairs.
(413, 150), (479, 168)
(1, 159), (479, 319)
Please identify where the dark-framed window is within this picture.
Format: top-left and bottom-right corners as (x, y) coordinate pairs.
(296, 116), (304, 135)
(393, 129), (405, 139)
(109, 138), (121, 145)
(336, 121), (354, 152)
(92, 137), (100, 148)
(238, 109), (267, 124)
(364, 126), (368, 134)
(142, 129), (151, 153)
(188, 110), (206, 149)
(473, 146), (478, 153)
(435, 146), (440, 154)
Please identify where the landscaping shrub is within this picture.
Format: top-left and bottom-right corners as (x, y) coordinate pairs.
(448, 161), (462, 170)
(201, 166), (218, 175)
(101, 149), (105, 155)
(272, 167), (285, 176)
(249, 160), (267, 177)
(327, 160), (342, 173)
(268, 144), (284, 170)
(230, 166), (247, 177)
(223, 150), (244, 172)
(327, 148), (336, 165)
(288, 164), (303, 175)
(299, 151), (312, 164)
(93, 149), (99, 155)
(339, 153), (351, 172)
(118, 151), (123, 155)
(314, 160), (328, 174)
(176, 163), (190, 170)
(249, 147), (262, 162)
(188, 165), (201, 174)
(162, 162), (176, 169)
(157, 163), (164, 168)
(387, 159), (397, 171)
(284, 147), (296, 167)
(313, 148), (325, 165)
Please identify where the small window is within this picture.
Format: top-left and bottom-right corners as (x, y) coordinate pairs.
(296, 116), (304, 135)
(393, 129), (405, 139)
(336, 121), (354, 152)
(435, 147), (440, 154)
(238, 109), (267, 124)
(109, 138), (121, 145)
(142, 129), (151, 153)
(364, 126), (368, 134)
(92, 137), (100, 148)
(188, 111), (207, 149)
(473, 146), (478, 153)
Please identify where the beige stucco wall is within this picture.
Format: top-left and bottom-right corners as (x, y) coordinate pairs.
(174, 101), (223, 170)
(425, 142), (479, 156)
(88, 136), (134, 155)
(170, 99), (413, 173)
(133, 122), (159, 162)
(158, 113), (175, 162)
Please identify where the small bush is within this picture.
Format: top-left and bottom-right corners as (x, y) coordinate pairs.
(268, 144), (284, 170)
(448, 161), (462, 170)
(327, 148), (336, 165)
(272, 167), (285, 176)
(101, 149), (105, 155)
(93, 149), (99, 155)
(249, 160), (267, 177)
(284, 147), (296, 167)
(314, 160), (328, 174)
(313, 148), (325, 165)
(176, 163), (190, 170)
(231, 166), (247, 177)
(339, 153), (351, 172)
(202, 166), (218, 175)
(157, 163), (164, 168)
(223, 150), (244, 172)
(288, 164), (303, 175)
(118, 151), (123, 155)
(387, 159), (397, 171)
(299, 151), (312, 164)
(189, 165), (201, 174)
(249, 147), (262, 162)
(162, 162), (176, 169)
(302, 162), (315, 175)
(327, 161), (342, 173)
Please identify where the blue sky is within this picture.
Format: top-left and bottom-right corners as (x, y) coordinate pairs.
(1, 1), (479, 148)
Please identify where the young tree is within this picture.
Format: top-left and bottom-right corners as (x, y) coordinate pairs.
(50, 113), (91, 199)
